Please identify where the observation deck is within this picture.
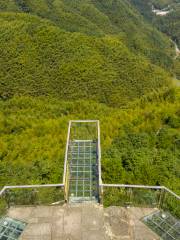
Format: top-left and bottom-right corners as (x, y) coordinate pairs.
(0, 120), (179, 240)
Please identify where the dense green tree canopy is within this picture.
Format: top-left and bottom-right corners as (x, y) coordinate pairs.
(0, 88), (179, 197)
(130, 0), (180, 47)
(0, 0), (175, 69)
(0, 0), (179, 209)
(0, 13), (172, 106)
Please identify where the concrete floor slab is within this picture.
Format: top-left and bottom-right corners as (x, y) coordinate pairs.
(52, 205), (65, 218)
(52, 219), (64, 237)
(82, 230), (106, 240)
(64, 206), (82, 226)
(7, 206), (34, 221)
(31, 206), (53, 218)
(82, 204), (104, 230)
(127, 207), (159, 240)
(6, 204), (160, 240)
(21, 236), (51, 240)
(23, 222), (51, 235)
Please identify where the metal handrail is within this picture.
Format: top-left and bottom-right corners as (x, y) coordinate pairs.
(100, 184), (180, 200)
(1, 183), (179, 201)
(0, 184), (64, 196)
(70, 120), (99, 123)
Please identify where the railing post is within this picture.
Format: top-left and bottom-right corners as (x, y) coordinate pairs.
(99, 185), (103, 205)
(32, 188), (38, 206)
(64, 162), (69, 203)
(5, 190), (11, 208)
(63, 121), (71, 185)
(158, 188), (164, 209)
(159, 188), (167, 211)
(0, 191), (7, 216)
(97, 120), (103, 204)
(129, 187), (133, 206)
(63, 121), (72, 203)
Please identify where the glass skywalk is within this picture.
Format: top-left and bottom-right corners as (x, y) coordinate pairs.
(68, 140), (99, 203)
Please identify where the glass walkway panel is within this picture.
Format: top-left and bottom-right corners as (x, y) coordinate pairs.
(69, 140), (98, 203)
(64, 121), (101, 203)
(143, 211), (180, 240)
(0, 217), (26, 240)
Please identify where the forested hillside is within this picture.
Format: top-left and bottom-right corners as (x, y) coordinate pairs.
(0, 0), (175, 69)
(0, 0), (179, 198)
(0, 13), (172, 106)
(0, 88), (179, 195)
(130, 0), (180, 47)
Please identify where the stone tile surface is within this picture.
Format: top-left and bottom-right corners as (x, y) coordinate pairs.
(6, 204), (159, 240)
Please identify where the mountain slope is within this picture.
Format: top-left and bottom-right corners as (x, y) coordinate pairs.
(0, 88), (179, 196)
(0, 13), (172, 106)
(0, 0), (175, 69)
(130, 0), (180, 47)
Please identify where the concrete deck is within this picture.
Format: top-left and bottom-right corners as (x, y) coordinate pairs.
(6, 204), (159, 240)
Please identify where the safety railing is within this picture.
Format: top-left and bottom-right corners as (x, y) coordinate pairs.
(161, 187), (180, 218)
(101, 184), (180, 218)
(0, 184), (64, 217)
(1, 120), (179, 222)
